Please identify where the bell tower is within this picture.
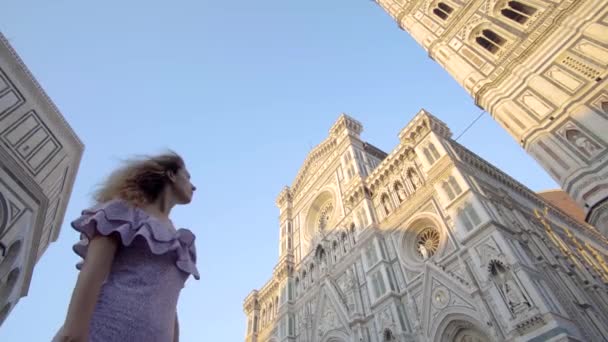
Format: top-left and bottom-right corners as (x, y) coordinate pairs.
(374, 0), (608, 233)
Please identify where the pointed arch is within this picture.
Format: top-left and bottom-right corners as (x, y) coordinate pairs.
(430, 310), (493, 342)
(470, 25), (510, 56)
(497, 0), (538, 25)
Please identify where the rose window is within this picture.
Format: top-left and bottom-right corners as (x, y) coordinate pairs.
(415, 227), (440, 259)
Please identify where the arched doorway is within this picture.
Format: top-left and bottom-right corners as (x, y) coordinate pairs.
(320, 329), (350, 342)
(439, 319), (492, 342)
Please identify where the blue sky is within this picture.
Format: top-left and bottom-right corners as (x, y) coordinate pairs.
(0, 1), (557, 341)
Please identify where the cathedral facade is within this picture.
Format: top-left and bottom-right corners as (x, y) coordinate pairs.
(243, 112), (608, 342)
(372, 0), (608, 234)
(0, 33), (83, 326)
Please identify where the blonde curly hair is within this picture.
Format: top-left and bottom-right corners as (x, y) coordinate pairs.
(93, 152), (185, 206)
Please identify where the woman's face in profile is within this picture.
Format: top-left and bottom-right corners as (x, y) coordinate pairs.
(172, 167), (196, 204)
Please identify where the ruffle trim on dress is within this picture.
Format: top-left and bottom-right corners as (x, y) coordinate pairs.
(71, 199), (200, 280)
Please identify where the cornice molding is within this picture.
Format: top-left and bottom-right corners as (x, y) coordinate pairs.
(0, 33), (84, 150)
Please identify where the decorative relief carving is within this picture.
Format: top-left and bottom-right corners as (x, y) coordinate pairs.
(0, 180), (29, 239)
(488, 260), (531, 316)
(573, 40), (608, 65)
(421, 16), (440, 32)
(456, 14), (483, 40)
(544, 65), (584, 93)
(1, 111), (63, 176)
(590, 93), (608, 119)
(460, 45), (485, 68)
(479, 0), (499, 14)
(559, 53), (601, 80)
(557, 121), (604, 159)
(316, 298), (340, 338)
(431, 286), (450, 309)
(0, 68), (25, 119)
(518, 90), (553, 118)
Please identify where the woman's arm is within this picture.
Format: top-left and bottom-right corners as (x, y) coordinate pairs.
(58, 235), (118, 342)
(173, 312), (179, 342)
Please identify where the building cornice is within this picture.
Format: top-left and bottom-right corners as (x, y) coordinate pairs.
(0, 33), (84, 150)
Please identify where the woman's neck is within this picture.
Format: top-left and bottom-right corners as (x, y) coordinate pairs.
(143, 191), (175, 221)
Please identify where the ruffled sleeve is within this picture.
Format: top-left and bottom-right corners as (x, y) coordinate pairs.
(71, 199), (200, 280)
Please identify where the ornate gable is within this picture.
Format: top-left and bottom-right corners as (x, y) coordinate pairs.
(312, 281), (351, 341)
(290, 137), (338, 200)
(419, 263), (479, 338)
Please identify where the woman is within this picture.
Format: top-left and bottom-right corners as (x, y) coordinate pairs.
(54, 152), (199, 342)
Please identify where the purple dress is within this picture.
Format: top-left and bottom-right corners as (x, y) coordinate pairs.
(68, 200), (200, 342)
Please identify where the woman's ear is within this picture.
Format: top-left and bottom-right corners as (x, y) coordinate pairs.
(166, 170), (177, 183)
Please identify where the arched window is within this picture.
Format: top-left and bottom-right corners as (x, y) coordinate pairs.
(501, 1), (537, 24)
(460, 203), (481, 231)
(424, 143), (440, 165)
(443, 176), (462, 201)
(429, 143), (440, 159)
(381, 194), (391, 215)
(341, 232), (348, 253)
(475, 29), (507, 54)
(442, 182), (456, 200)
(350, 223), (357, 244)
(433, 2), (453, 20)
(448, 176), (462, 194)
(461, 209), (474, 232)
(423, 147), (434, 164)
(310, 264), (315, 283)
(465, 203), (481, 225)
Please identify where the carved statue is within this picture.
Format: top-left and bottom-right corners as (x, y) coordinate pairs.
(505, 280), (523, 306)
(565, 129), (600, 157)
(346, 269), (357, 290)
(490, 260), (530, 314)
(395, 183), (407, 202)
(418, 244), (429, 260)
(382, 196), (391, 215)
(408, 169), (421, 189)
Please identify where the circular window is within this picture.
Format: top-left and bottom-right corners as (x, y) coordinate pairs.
(304, 191), (336, 241)
(415, 227), (440, 260)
